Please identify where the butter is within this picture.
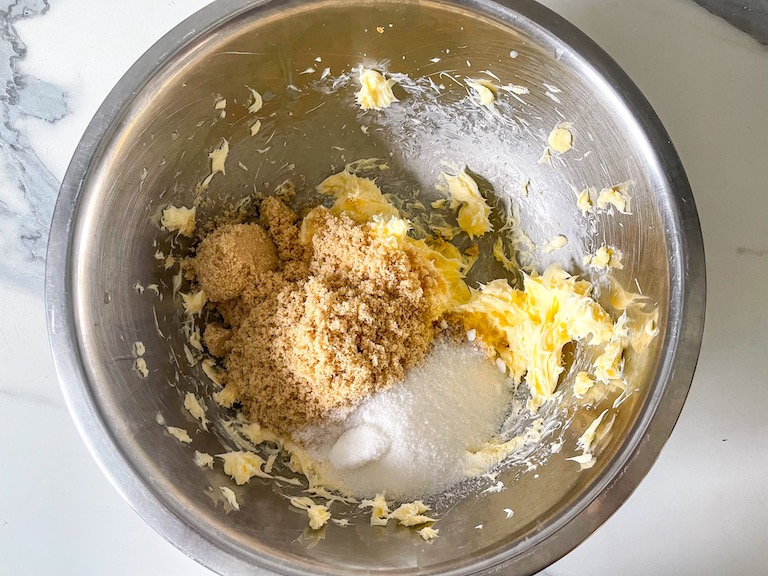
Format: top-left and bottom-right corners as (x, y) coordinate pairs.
(332, 518), (351, 527)
(577, 409), (608, 454)
(209, 139), (229, 176)
(356, 68), (398, 110)
(577, 188), (593, 215)
(201, 358), (223, 388)
(565, 452), (596, 470)
(194, 450), (214, 468)
(538, 147), (552, 165)
(574, 372), (595, 397)
(132, 341), (146, 357)
(390, 501), (435, 527)
(417, 526), (439, 541)
(219, 486), (240, 510)
(542, 235), (568, 253)
(218, 451), (271, 485)
(247, 87), (263, 113)
(187, 325), (203, 352)
(442, 169), (492, 238)
(492, 238), (518, 272)
(166, 426), (192, 444)
(359, 493), (391, 526)
(315, 169), (399, 223)
(610, 282), (648, 310)
(181, 290), (207, 316)
(201, 139), (230, 189)
(460, 264), (615, 411)
(369, 214), (411, 243)
(290, 497), (331, 530)
(250, 120), (262, 136)
(594, 341), (624, 382)
(629, 308), (660, 353)
(585, 245), (623, 270)
(567, 409), (609, 471)
(213, 385), (238, 408)
(161, 205), (196, 236)
(466, 78), (497, 107)
(597, 182), (631, 214)
(547, 124), (573, 153)
(135, 357), (149, 378)
(184, 393), (209, 431)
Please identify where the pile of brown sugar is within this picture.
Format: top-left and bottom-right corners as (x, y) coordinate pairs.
(189, 196), (448, 436)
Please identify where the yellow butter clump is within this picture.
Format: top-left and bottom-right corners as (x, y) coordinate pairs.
(466, 78), (498, 107)
(548, 124), (573, 153)
(459, 264), (615, 411)
(356, 68), (398, 110)
(316, 169), (399, 223)
(443, 169), (492, 239)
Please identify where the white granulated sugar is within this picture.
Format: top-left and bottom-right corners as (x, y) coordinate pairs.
(305, 340), (513, 499)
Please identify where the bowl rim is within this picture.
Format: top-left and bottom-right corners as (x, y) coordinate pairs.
(45, 0), (706, 574)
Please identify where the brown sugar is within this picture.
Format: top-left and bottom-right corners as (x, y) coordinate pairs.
(190, 199), (446, 437)
(202, 323), (231, 358)
(192, 223), (278, 302)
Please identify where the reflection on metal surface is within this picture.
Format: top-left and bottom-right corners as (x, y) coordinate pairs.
(46, 0), (705, 575)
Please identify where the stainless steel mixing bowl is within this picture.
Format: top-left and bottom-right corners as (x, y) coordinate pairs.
(46, 0), (705, 574)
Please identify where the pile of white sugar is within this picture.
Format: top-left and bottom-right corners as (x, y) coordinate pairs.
(303, 340), (513, 500)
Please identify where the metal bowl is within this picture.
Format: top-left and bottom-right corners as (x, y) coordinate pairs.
(46, 0), (705, 574)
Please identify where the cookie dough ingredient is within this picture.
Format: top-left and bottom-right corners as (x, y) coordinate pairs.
(466, 78), (497, 107)
(184, 393), (209, 431)
(390, 501), (435, 526)
(247, 87), (263, 113)
(597, 182), (631, 214)
(290, 497), (332, 530)
(574, 372), (596, 397)
(135, 357), (149, 378)
(132, 341), (146, 357)
(443, 169), (492, 238)
(133, 340), (148, 378)
(360, 493), (391, 526)
(192, 223), (278, 301)
(167, 426), (192, 444)
(194, 451), (214, 468)
(356, 68), (398, 110)
(548, 124), (573, 153)
(219, 486), (240, 510)
(418, 526), (439, 541)
(460, 264), (616, 411)
(181, 289), (207, 316)
(585, 245), (623, 270)
(316, 169), (399, 223)
(219, 451), (271, 485)
(567, 409), (609, 470)
(161, 205), (196, 236)
(303, 341), (512, 499)
(201, 139), (230, 189)
(577, 189), (593, 215)
(327, 424), (390, 470)
(196, 198), (461, 435)
(542, 235), (568, 253)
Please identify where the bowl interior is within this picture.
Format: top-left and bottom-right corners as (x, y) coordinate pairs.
(64, 0), (683, 573)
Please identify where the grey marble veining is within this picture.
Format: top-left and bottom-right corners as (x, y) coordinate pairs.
(0, 0), (67, 293)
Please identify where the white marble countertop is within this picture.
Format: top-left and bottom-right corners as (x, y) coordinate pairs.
(1, 1), (766, 574)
